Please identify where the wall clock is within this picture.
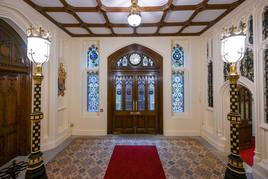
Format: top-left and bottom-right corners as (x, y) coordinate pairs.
(129, 53), (141, 65)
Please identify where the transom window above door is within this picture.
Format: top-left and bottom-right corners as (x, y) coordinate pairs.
(116, 53), (154, 67)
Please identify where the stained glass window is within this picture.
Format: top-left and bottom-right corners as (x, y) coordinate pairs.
(148, 76), (155, 111)
(240, 48), (254, 82)
(263, 7), (268, 40)
(138, 76), (146, 111)
(208, 61), (213, 107)
(248, 15), (253, 45)
(116, 54), (154, 67)
(172, 43), (185, 113)
(87, 44), (99, 112)
(125, 76), (133, 111)
(87, 72), (99, 112)
(116, 76), (123, 111)
(172, 44), (184, 68)
(172, 72), (184, 112)
(223, 62), (230, 81)
(87, 45), (99, 68)
(264, 49), (268, 123)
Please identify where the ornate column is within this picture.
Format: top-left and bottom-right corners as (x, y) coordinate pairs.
(224, 64), (246, 179)
(25, 65), (47, 179)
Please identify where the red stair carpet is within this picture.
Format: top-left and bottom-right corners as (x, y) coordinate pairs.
(240, 138), (255, 166)
(104, 145), (166, 179)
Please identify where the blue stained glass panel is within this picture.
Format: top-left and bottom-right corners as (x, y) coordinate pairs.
(138, 76), (146, 111)
(172, 44), (184, 68)
(87, 45), (99, 68)
(172, 72), (184, 112)
(87, 72), (99, 112)
(116, 76), (123, 111)
(148, 76), (155, 111)
(125, 76), (133, 111)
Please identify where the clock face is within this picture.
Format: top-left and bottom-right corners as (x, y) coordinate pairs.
(129, 53), (141, 65)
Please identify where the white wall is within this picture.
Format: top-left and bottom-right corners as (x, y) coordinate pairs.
(67, 37), (203, 136)
(0, 0), (72, 151)
(201, 0), (268, 178)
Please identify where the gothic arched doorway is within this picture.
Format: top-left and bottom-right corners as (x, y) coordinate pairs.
(107, 44), (163, 134)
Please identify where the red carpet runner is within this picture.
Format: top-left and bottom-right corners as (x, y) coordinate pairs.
(240, 138), (255, 166)
(104, 145), (166, 179)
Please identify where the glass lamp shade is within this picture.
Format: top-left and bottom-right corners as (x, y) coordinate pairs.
(27, 36), (51, 65)
(128, 13), (141, 27)
(221, 35), (246, 63)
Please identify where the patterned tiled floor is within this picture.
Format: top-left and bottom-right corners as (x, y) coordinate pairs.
(46, 136), (226, 179)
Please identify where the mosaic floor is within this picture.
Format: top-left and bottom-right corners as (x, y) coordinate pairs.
(46, 136), (226, 179)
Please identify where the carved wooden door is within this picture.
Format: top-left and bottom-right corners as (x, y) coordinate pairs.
(238, 86), (253, 150)
(111, 72), (159, 134)
(0, 19), (31, 166)
(108, 44), (163, 134)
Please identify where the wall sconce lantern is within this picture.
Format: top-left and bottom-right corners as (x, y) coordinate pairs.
(221, 22), (247, 179)
(25, 25), (51, 179)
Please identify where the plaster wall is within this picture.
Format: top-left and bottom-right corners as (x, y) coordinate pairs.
(67, 37), (203, 136)
(201, 0), (268, 177)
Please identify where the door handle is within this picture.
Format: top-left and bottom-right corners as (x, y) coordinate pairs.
(136, 101), (138, 111)
(130, 111), (141, 115)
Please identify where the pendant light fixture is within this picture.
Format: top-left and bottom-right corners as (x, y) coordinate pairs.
(128, 0), (141, 27)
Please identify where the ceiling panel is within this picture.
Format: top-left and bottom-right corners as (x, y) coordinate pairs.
(193, 10), (226, 22)
(77, 12), (106, 24)
(208, 0), (238, 4)
(138, 0), (168, 7)
(24, 0), (245, 37)
(66, 27), (89, 34)
(159, 26), (182, 33)
(165, 11), (194, 22)
(107, 12), (129, 24)
(182, 25), (207, 33)
(113, 27), (134, 34)
(141, 12), (163, 23)
(172, 0), (203, 5)
(65, 0), (97, 7)
(101, 0), (131, 7)
(31, 0), (63, 7)
(137, 27), (158, 34)
(47, 12), (79, 23)
(89, 27), (111, 34)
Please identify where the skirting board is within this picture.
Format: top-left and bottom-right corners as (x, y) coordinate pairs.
(164, 130), (200, 136)
(41, 128), (71, 151)
(72, 129), (106, 136)
(253, 160), (268, 179)
(201, 129), (226, 153)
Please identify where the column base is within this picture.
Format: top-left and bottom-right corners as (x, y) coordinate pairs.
(25, 164), (47, 179)
(224, 167), (247, 179)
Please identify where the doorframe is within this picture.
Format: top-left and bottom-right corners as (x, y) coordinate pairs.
(107, 43), (163, 134)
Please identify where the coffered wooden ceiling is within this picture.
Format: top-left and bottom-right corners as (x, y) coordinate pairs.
(24, 0), (245, 37)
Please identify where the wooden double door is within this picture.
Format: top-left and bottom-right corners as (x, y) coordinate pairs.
(108, 44), (163, 134)
(111, 72), (159, 134)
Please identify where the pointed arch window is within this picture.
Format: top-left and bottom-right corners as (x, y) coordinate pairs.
(240, 15), (254, 82)
(87, 45), (99, 112)
(172, 44), (185, 113)
(263, 7), (268, 40)
(207, 39), (213, 108)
